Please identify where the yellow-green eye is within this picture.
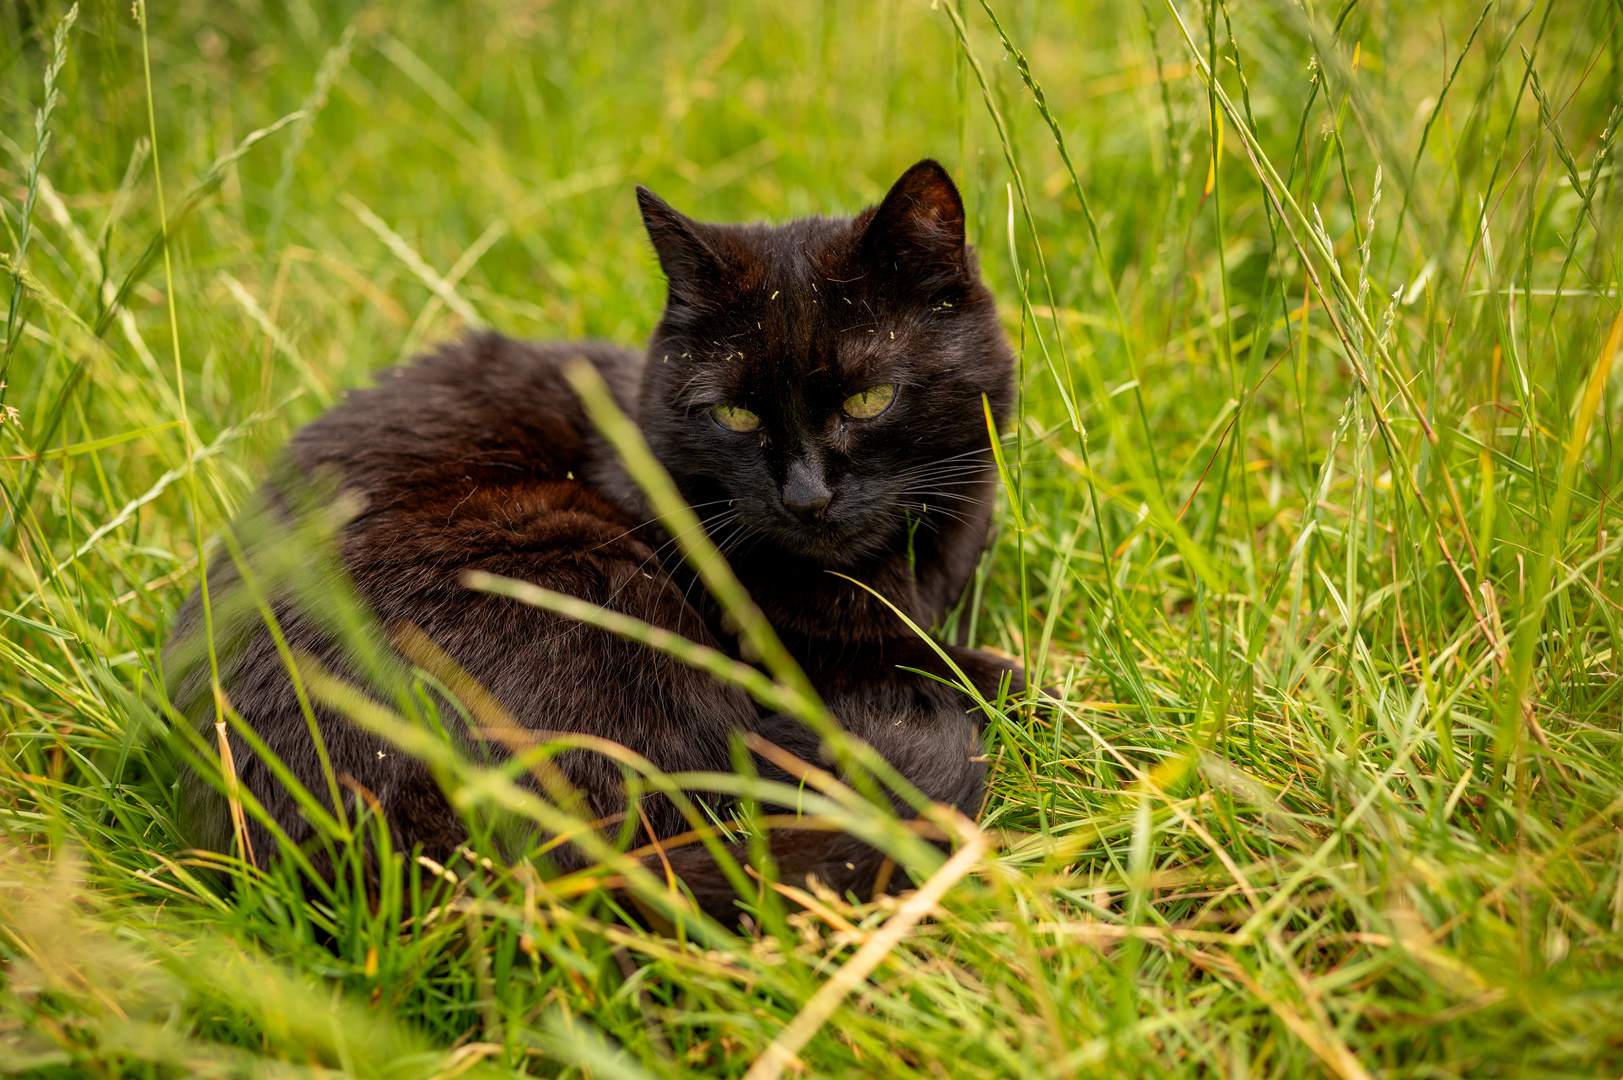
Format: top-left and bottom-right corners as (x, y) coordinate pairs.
(711, 404), (761, 432)
(842, 384), (897, 419)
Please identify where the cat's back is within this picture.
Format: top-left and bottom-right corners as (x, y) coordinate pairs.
(290, 334), (644, 514)
(163, 333), (657, 742)
(164, 333), (748, 864)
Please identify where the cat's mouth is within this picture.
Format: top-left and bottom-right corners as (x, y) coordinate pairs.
(768, 508), (893, 569)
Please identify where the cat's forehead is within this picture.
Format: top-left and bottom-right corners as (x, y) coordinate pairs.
(725, 219), (906, 336)
(713, 217), (860, 293)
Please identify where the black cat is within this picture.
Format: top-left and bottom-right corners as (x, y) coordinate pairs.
(164, 159), (1018, 919)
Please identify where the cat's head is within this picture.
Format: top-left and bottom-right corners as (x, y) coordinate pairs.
(635, 159), (1013, 571)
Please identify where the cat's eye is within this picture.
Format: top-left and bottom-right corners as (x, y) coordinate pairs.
(842, 384), (897, 419)
(711, 404), (761, 432)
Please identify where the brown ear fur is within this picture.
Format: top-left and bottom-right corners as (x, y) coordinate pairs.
(858, 158), (968, 274)
(636, 185), (728, 304)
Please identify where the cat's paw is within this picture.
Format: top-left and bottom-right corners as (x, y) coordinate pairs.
(938, 644), (1026, 701)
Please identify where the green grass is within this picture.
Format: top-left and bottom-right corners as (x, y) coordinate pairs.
(2, 0), (1621, 1075)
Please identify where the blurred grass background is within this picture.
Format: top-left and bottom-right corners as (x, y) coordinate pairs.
(2, 0), (1622, 1076)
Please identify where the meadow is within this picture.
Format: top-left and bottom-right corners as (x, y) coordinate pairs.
(1, 0), (1621, 1076)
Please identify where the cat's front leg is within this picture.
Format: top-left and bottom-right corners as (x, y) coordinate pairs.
(825, 635), (1027, 716)
(931, 640), (1027, 706)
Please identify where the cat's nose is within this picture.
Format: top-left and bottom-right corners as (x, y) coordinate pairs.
(782, 458), (832, 523)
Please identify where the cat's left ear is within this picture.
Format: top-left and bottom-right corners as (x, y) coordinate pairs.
(858, 159), (968, 277)
(637, 185), (727, 305)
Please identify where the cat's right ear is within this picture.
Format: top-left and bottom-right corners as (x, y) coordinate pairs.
(637, 186), (724, 305)
(857, 159), (969, 279)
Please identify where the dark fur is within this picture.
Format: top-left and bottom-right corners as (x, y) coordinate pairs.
(165, 160), (1017, 919)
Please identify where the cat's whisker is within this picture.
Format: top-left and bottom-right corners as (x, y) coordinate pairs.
(894, 475), (992, 491)
(676, 519), (760, 614)
(627, 509), (742, 602)
(895, 479), (988, 490)
(897, 509), (977, 528)
(897, 501), (978, 530)
(725, 529), (773, 568)
(715, 517), (762, 558)
(894, 483), (990, 496)
(890, 467), (994, 487)
(892, 486), (987, 507)
(905, 458), (994, 470)
(892, 458), (991, 477)
(590, 498), (737, 556)
(890, 443), (1007, 474)
(895, 500), (982, 514)
(898, 452), (996, 469)
(641, 523), (714, 570)
(710, 517), (751, 552)
(650, 503), (739, 553)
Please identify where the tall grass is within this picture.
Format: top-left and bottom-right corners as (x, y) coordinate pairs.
(2, 0), (1621, 1075)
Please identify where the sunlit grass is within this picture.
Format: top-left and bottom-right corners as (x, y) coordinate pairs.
(2, 0), (1621, 1076)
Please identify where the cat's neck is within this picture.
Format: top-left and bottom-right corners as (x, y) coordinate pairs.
(730, 545), (926, 644)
